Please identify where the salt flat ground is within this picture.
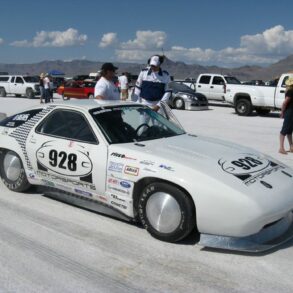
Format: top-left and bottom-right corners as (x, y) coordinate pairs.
(0, 95), (293, 293)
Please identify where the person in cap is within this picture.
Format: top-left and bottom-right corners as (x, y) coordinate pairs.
(133, 55), (171, 111)
(94, 63), (120, 100)
(279, 76), (293, 154)
(39, 73), (45, 103)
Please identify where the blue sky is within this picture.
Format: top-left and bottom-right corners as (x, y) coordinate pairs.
(1, 0), (293, 67)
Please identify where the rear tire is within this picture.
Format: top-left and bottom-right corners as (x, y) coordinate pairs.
(0, 88), (6, 97)
(138, 182), (196, 242)
(235, 98), (253, 116)
(0, 150), (31, 192)
(26, 88), (35, 99)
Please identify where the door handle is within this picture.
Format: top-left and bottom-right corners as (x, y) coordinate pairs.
(280, 90), (285, 93)
(210, 86), (214, 88)
(198, 85), (201, 88)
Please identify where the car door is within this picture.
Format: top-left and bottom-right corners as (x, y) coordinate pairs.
(64, 81), (84, 99)
(26, 108), (108, 200)
(12, 76), (25, 95)
(197, 75), (211, 99)
(274, 76), (289, 108)
(210, 76), (225, 101)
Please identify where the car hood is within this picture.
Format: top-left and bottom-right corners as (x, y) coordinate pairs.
(113, 133), (291, 192)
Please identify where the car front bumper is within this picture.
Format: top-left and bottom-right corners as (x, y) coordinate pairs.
(199, 211), (293, 252)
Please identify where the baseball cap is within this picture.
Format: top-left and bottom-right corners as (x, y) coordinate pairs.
(149, 56), (160, 67)
(101, 62), (118, 71)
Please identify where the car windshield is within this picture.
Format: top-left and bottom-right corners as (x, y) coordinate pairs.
(225, 76), (241, 84)
(90, 105), (185, 144)
(168, 82), (194, 94)
(23, 76), (39, 83)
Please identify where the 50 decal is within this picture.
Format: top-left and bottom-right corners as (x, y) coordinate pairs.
(36, 141), (93, 177)
(219, 154), (270, 175)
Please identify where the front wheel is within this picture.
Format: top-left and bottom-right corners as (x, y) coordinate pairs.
(174, 98), (185, 110)
(235, 98), (253, 116)
(0, 150), (31, 192)
(138, 182), (196, 242)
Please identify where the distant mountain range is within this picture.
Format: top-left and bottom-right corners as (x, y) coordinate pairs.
(1, 55), (293, 81)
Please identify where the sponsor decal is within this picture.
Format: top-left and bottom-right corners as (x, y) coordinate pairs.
(108, 161), (124, 173)
(143, 167), (156, 173)
(107, 185), (130, 195)
(111, 201), (127, 210)
(218, 154), (284, 186)
(139, 160), (155, 166)
(111, 152), (136, 160)
(124, 165), (139, 176)
(6, 122), (15, 127)
(110, 194), (126, 202)
(12, 114), (30, 121)
(37, 170), (96, 191)
(120, 181), (131, 188)
(41, 179), (55, 187)
(159, 164), (174, 171)
(74, 188), (93, 197)
(36, 141), (93, 177)
(108, 178), (119, 185)
(98, 195), (108, 202)
(28, 172), (36, 179)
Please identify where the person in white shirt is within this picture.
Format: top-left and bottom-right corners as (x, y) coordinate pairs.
(94, 63), (120, 100)
(133, 55), (171, 112)
(43, 74), (51, 103)
(118, 72), (129, 101)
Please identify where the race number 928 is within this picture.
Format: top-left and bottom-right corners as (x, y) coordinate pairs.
(49, 150), (77, 171)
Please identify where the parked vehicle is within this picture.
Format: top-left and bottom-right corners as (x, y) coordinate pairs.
(1, 100), (293, 251)
(173, 79), (196, 91)
(225, 73), (293, 116)
(195, 74), (241, 101)
(57, 80), (96, 100)
(0, 75), (40, 98)
(167, 81), (208, 110)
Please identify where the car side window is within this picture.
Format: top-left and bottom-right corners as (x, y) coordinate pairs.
(198, 75), (211, 84)
(16, 77), (24, 84)
(36, 110), (98, 144)
(212, 76), (225, 85)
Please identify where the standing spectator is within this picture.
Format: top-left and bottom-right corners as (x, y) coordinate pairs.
(49, 76), (54, 102)
(39, 73), (45, 103)
(118, 72), (129, 101)
(94, 63), (120, 100)
(133, 55), (171, 112)
(43, 73), (51, 103)
(279, 77), (293, 154)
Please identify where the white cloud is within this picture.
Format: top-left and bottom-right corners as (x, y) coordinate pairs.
(99, 33), (118, 48)
(120, 30), (167, 50)
(101, 26), (293, 66)
(0, 38), (4, 45)
(11, 28), (87, 47)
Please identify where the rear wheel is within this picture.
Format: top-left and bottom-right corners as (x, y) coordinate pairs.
(235, 98), (253, 116)
(0, 150), (31, 192)
(26, 88), (35, 99)
(0, 88), (6, 97)
(138, 182), (196, 242)
(174, 98), (185, 110)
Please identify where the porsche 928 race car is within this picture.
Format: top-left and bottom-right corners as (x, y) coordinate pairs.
(0, 100), (293, 252)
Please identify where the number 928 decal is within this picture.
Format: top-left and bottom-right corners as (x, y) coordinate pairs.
(36, 141), (93, 177)
(218, 154), (270, 175)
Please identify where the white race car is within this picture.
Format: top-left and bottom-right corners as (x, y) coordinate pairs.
(0, 100), (293, 252)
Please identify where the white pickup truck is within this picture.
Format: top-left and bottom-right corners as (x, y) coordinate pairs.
(0, 75), (40, 99)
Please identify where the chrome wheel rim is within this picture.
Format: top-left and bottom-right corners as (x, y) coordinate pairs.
(175, 99), (183, 109)
(146, 192), (181, 233)
(3, 152), (21, 181)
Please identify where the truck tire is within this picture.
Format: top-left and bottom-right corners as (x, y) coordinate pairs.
(0, 88), (6, 97)
(256, 108), (270, 116)
(235, 99), (253, 116)
(26, 88), (35, 99)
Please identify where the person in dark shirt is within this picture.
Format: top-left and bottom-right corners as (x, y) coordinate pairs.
(279, 77), (293, 154)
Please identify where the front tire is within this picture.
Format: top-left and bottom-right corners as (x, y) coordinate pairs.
(0, 150), (31, 192)
(138, 182), (196, 242)
(174, 98), (185, 110)
(235, 98), (253, 116)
